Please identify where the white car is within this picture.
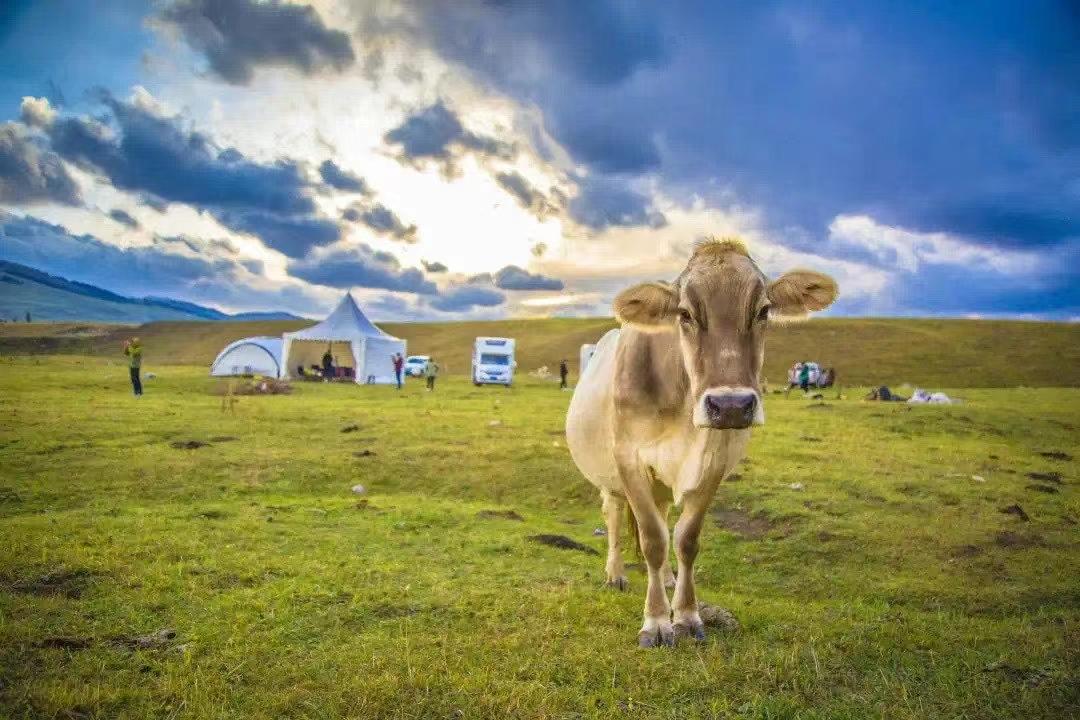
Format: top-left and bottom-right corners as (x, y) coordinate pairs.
(404, 355), (429, 377)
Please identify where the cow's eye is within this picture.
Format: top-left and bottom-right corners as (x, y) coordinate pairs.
(678, 308), (694, 325)
(756, 305), (770, 323)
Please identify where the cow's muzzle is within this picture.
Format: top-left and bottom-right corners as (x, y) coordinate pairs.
(695, 389), (761, 429)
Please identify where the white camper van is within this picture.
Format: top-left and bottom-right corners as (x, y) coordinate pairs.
(472, 337), (516, 386)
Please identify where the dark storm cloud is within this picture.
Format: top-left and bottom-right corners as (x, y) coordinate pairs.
(108, 208), (139, 228)
(359, 203), (416, 242)
(400, 1), (1079, 253)
(0, 212), (235, 297)
(38, 92), (339, 257)
(46, 94), (313, 213)
(0, 122), (81, 205)
(383, 101), (512, 163)
(493, 265), (563, 291)
(288, 244), (435, 294)
(429, 283), (505, 313)
(217, 211), (340, 258)
(494, 171), (560, 219)
(568, 175), (666, 230)
(319, 159), (368, 193)
(421, 260), (447, 273)
(159, 0), (355, 85)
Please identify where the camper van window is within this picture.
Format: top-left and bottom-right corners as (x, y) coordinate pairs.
(480, 354), (510, 365)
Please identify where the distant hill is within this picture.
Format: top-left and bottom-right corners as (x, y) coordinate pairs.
(1, 316), (1077, 387)
(0, 261), (303, 323)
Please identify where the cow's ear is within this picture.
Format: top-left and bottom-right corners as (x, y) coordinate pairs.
(767, 270), (838, 319)
(613, 282), (678, 329)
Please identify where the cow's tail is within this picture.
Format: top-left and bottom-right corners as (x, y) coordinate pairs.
(626, 502), (642, 560)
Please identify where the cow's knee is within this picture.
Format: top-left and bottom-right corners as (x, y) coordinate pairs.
(639, 531), (668, 570)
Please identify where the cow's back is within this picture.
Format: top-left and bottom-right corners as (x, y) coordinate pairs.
(566, 328), (622, 492)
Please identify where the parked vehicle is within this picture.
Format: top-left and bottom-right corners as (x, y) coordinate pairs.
(404, 355), (430, 377)
(472, 337), (516, 386)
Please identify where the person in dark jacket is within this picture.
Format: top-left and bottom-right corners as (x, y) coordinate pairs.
(322, 345), (334, 381)
(559, 359), (569, 389)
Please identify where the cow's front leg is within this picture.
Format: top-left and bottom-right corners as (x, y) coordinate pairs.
(617, 466), (674, 647)
(600, 489), (628, 590)
(671, 482), (721, 642)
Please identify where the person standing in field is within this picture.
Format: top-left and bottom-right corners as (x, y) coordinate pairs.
(799, 361), (811, 393)
(559, 359), (569, 389)
(392, 352), (404, 389)
(123, 337), (143, 397)
(424, 357), (439, 391)
(322, 345), (334, 381)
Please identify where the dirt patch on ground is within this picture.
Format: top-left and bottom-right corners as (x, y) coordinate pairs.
(994, 530), (1045, 549)
(999, 504), (1030, 521)
(1038, 451), (1073, 461)
(341, 424), (361, 433)
(712, 508), (790, 539)
(951, 544), (984, 559)
(170, 440), (209, 450)
(477, 509), (524, 521)
(982, 660), (1053, 687)
(1026, 484), (1059, 494)
(805, 403), (833, 410)
(7, 568), (98, 599)
(37, 629), (178, 652)
(1027, 471), (1063, 484)
(353, 450), (377, 458)
(527, 534), (598, 555)
(209, 435), (238, 443)
(37, 636), (94, 650)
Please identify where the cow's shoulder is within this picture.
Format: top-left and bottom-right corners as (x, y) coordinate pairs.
(612, 327), (688, 416)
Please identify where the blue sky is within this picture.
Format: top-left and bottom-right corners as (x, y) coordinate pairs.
(0, 1), (1076, 320)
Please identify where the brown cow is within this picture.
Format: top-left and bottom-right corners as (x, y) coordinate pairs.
(566, 237), (838, 646)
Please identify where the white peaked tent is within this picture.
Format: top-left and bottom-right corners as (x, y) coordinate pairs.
(280, 293), (406, 384)
(211, 336), (283, 377)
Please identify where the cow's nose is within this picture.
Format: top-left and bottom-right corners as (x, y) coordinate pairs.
(703, 392), (757, 429)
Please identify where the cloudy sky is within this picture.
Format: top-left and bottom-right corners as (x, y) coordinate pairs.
(1, 1), (1076, 320)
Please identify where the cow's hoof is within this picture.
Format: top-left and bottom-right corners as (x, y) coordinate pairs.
(638, 623), (675, 648)
(606, 575), (629, 591)
(673, 619), (706, 642)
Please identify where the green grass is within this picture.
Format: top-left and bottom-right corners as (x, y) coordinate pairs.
(1, 355), (1078, 719)
(3, 316), (1079, 387)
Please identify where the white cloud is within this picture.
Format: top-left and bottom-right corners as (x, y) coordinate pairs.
(827, 214), (1041, 275)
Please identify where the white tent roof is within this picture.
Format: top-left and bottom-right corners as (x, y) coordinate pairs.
(284, 293), (400, 342)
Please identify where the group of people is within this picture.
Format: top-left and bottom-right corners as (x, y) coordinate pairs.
(391, 353), (439, 391)
(784, 361), (836, 395)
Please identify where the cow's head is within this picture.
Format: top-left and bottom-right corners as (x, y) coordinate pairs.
(613, 237), (838, 430)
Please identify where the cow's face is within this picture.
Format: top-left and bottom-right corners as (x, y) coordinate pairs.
(613, 238), (838, 430)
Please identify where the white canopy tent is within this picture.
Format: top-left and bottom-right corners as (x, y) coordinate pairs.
(210, 336), (283, 377)
(280, 293), (405, 384)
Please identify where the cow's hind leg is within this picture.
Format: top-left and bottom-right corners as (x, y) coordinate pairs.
(671, 481), (722, 642)
(600, 489), (628, 591)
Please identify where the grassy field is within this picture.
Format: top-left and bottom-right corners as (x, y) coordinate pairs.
(2, 316), (1079, 387)
(0, 355), (1077, 718)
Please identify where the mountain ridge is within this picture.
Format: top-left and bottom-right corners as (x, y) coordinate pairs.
(0, 260), (304, 323)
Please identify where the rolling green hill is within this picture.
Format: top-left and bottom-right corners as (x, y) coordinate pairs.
(2, 317), (1077, 387)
